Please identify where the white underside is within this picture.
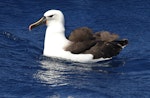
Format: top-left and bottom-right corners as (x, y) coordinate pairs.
(44, 50), (111, 63)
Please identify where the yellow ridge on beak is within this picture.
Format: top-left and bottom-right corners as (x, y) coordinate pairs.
(29, 16), (46, 31)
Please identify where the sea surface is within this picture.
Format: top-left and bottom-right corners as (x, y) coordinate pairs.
(0, 0), (150, 98)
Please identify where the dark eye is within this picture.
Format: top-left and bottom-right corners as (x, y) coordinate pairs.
(49, 15), (54, 18)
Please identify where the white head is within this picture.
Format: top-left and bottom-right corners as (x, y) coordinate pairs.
(44, 10), (64, 26)
(29, 9), (65, 30)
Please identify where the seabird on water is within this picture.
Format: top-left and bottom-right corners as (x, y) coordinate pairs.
(29, 9), (128, 63)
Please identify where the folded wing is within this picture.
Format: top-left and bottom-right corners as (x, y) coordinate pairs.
(65, 27), (128, 59)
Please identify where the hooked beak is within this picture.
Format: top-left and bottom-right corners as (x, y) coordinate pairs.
(29, 16), (46, 31)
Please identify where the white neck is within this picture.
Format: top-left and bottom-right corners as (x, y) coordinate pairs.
(43, 22), (70, 56)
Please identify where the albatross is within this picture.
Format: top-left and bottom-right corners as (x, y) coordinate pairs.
(29, 9), (128, 63)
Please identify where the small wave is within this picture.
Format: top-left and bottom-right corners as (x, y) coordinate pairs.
(0, 32), (22, 42)
(0, 31), (42, 60)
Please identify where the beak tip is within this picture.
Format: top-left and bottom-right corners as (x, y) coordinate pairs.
(29, 25), (32, 31)
(29, 16), (46, 31)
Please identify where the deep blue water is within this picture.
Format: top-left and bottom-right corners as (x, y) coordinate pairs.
(0, 0), (150, 98)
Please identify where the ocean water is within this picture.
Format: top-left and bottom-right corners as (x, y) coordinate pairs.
(0, 0), (150, 98)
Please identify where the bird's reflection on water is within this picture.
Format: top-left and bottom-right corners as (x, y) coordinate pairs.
(34, 57), (125, 86)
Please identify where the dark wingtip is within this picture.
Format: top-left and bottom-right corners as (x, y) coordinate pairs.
(116, 39), (128, 47)
(122, 39), (128, 46)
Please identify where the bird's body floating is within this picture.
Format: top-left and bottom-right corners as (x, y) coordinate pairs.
(29, 10), (128, 63)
